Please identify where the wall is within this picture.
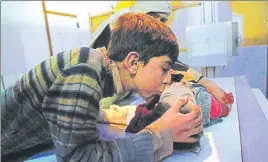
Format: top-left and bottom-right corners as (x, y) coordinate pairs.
(168, 1), (267, 95)
(216, 45), (267, 95)
(1, 1), (117, 88)
(219, 1), (267, 95)
(170, 2), (204, 50)
(1, 1), (267, 95)
(44, 1), (117, 47)
(1, 1), (50, 88)
(230, 1), (267, 46)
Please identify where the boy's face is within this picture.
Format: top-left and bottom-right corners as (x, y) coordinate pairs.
(134, 56), (172, 100)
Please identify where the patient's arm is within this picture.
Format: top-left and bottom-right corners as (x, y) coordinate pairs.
(199, 78), (234, 104)
(171, 61), (234, 105)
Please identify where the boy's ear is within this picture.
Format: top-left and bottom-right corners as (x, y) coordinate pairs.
(123, 52), (140, 75)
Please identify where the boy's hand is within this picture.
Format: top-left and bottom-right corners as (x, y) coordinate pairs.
(160, 97), (203, 143)
(142, 97), (203, 161)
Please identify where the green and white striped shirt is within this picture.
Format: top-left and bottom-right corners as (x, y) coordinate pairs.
(1, 47), (158, 162)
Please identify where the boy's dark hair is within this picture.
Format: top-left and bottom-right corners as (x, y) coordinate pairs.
(107, 13), (179, 65)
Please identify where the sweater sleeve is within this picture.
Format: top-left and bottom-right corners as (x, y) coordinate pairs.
(41, 64), (156, 162)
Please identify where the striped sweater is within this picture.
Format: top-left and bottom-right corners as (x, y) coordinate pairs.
(1, 47), (165, 162)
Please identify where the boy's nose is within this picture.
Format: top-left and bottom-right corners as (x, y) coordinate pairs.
(163, 71), (172, 85)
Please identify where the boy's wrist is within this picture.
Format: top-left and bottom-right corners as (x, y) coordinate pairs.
(140, 118), (173, 161)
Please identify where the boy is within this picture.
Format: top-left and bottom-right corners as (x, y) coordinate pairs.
(1, 13), (202, 162)
(92, 1), (232, 110)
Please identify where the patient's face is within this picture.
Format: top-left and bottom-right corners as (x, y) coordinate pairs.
(134, 56), (172, 100)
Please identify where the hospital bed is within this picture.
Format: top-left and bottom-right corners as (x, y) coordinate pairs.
(25, 76), (268, 162)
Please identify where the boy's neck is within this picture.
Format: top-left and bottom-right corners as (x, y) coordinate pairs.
(111, 62), (125, 95)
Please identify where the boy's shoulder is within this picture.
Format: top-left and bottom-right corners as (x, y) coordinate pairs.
(63, 47), (108, 73)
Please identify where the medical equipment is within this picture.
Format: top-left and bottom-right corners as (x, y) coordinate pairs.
(186, 22), (239, 77)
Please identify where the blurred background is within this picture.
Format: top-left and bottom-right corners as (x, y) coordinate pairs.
(1, 1), (267, 98)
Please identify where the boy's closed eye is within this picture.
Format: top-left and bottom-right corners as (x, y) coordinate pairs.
(162, 67), (169, 73)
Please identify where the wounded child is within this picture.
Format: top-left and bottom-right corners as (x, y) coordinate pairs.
(97, 81), (234, 153)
